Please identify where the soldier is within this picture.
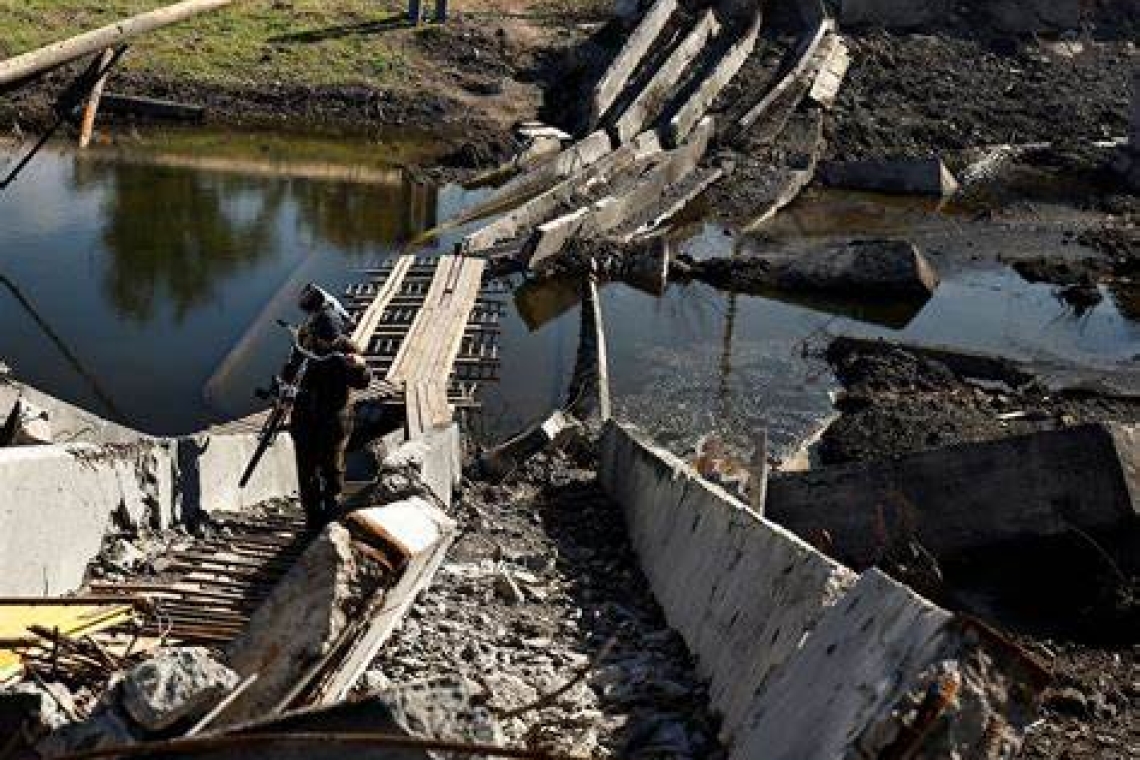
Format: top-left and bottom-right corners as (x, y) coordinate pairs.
(289, 285), (372, 529)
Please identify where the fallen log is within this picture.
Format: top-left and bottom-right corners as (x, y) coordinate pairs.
(0, 0), (239, 91)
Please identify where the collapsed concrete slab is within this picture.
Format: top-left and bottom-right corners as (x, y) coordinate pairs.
(767, 423), (1140, 568)
(590, 0), (679, 128)
(821, 156), (960, 197)
(526, 117), (715, 270)
(0, 379), (143, 445)
(734, 569), (1045, 759)
(601, 422), (1047, 759)
(599, 421), (857, 745)
(664, 13), (761, 147)
(218, 523), (382, 725)
(612, 9), (722, 145)
(0, 442), (174, 596)
(681, 238), (940, 298)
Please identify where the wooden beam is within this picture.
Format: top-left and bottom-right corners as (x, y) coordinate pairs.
(78, 48), (114, 149)
(0, 0), (239, 90)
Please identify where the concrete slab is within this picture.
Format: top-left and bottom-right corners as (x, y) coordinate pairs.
(665, 14), (761, 147)
(599, 422), (856, 745)
(612, 10), (722, 145)
(590, 0), (679, 127)
(767, 423), (1140, 568)
(821, 156), (960, 196)
(176, 433), (298, 520)
(734, 569), (1042, 759)
(0, 442), (175, 596)
(0, 380), (144, 445)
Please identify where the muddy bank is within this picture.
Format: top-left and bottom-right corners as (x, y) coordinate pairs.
(817, 336), (1140, 466)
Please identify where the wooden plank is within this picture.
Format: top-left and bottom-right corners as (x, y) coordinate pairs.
(78, 48), (113, 149)
(351, 255), (415, 347)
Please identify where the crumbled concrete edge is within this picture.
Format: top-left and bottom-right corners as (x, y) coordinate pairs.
(599, 420), (1046, 758)
(0, 432), (298, 597)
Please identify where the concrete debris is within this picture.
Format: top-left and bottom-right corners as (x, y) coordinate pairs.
(474, 409), (584, 481)
(767, 422), (1140, 568)
(820, 156), (960, 197)
(120, 647), (239, 732)
(98, 536), (148, 575)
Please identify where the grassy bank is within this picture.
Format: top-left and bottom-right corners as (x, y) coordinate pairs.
(0, 0), (603, 88)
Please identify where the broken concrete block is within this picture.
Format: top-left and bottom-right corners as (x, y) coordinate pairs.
(807, 36), (850, 109)
(349, 496), (456, 561)
(475, 409), (584, 480)
(599, 421), (856, 744)
(733, 569), (1044, 759)
(120, 648), (239, 732)
(840, 0), (954, 28)
(591, 0), (679, 126)
(219, 524), (378, 725)
(0, 442), (175, 596)
(767, 423), (1140, 568)
(2, 396), (52, 445)
(176, 433), (298, 519)
(821, 157), (960, 197)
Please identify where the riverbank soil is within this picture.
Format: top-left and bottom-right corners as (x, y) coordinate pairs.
(0, 1), (612, 161)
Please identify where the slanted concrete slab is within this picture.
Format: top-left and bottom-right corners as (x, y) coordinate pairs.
(734, 569), (1043, 759)
(821, 156), (960, 196)
(767, 423), (1140, 568)
(664, 14), (761, 147)
(599, 421), (856, 745)
(612, 10), (722, 145)
(739, 20), (834, 131)
(590, 0), (679, 127)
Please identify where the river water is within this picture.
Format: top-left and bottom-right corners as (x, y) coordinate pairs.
(1, 136), (1136, 458)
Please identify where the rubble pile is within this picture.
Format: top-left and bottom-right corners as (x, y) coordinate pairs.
(367, 449), (724, 758)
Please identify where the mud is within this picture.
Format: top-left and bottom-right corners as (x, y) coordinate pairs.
(817, 337), (1140, 466)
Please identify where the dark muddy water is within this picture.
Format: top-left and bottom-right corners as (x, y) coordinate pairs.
(1, 140), (1137, 455)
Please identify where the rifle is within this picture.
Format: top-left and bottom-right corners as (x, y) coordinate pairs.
(238, 320), (347, 488)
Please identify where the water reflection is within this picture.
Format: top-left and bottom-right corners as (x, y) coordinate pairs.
(0, 145), (452, 435)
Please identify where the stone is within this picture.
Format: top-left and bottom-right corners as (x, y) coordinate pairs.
(120, 647), (238, 732)
(375, 676), (503, 748)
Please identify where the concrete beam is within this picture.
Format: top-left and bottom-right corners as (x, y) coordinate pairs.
(734, 569), (1045, 759)
(526, 117), (716, 270)
(767, 423), (1140, 568)
(481, 130), (615, 215)
(599, 421), (856, 745)
(739, 19), (833, 131)
(665, 14), (762, 147)
(590, 0), (679, 128)
(612, 10), (722, 145)
(820, 156), (961, 197)
(463, 131), (663, 253)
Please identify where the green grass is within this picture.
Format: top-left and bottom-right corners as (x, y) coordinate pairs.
(0, 1), (412, 88)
